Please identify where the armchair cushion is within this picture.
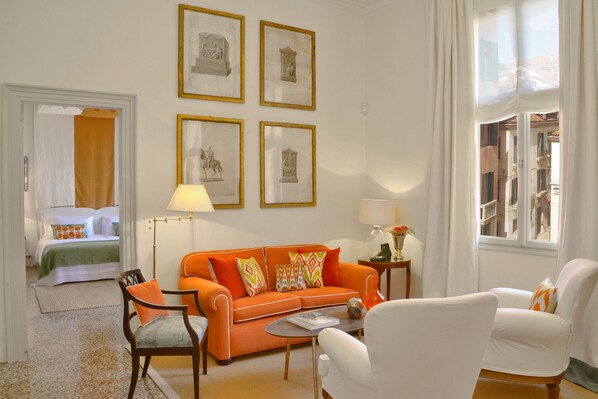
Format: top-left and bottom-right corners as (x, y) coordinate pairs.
(126, 279), (169, 326)
(134, 315), (208, 348)
(528, 278), (558, 313)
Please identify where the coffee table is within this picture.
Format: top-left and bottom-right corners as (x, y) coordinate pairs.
(265, 305), (364, 399)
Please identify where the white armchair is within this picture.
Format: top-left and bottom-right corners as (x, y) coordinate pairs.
(481, 258), (598, 399)
(318, 292), (498, 399)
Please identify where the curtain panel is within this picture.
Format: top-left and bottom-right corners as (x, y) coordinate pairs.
(422, 0), (479, 298)
(557, 0), (598, 372)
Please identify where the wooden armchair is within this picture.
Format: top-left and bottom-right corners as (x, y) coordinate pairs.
(118, 269), (208, 399)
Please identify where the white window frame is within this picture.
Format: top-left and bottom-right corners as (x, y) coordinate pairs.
(479, 112), (558, 254)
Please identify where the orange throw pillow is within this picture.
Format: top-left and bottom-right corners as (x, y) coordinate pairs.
(528, 278), (558, 313)
(298, 247), (341, 287)
(208, 256), (247, 300)
(126, 279), (169, 326)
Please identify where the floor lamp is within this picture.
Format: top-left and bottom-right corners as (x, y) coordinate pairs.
(152, 184), (214, 279)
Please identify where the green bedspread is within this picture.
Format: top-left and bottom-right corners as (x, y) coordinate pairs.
(38, 240), (120, 279)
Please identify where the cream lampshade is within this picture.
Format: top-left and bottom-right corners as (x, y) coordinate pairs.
(359, 199), (396, 257)
(152, 184), (214, 278)
(167, 184), (214, 217)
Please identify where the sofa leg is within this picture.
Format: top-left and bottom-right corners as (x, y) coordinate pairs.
(216, 358), (233, 366)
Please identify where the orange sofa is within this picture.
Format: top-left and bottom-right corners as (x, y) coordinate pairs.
(178, 244), (378, 364)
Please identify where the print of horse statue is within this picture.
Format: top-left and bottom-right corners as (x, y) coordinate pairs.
(199, 148), (223, 179)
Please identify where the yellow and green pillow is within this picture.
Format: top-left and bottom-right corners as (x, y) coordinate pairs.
(290, 251), (326, 288)
(236, 257), (268, 296)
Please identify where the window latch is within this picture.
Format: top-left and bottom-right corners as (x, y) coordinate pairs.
(519, 159), (524, 169)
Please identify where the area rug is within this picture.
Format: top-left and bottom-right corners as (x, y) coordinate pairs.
(147, 344), (598, 399)
(33, 279), (121, 313)
(148, 343), (316, 399)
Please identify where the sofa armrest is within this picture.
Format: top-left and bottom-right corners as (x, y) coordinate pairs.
(179, 276), (234, 362)
(338, 262), (378, 301)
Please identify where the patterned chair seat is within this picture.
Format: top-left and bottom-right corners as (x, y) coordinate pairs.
(135, 315), (208, 348)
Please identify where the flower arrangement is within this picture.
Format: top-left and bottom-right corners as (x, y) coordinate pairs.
(386, 225), (415, 237)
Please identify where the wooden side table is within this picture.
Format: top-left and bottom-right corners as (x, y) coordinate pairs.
(357, 257), (411, 300)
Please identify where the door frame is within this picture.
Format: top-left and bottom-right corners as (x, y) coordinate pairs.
(1, 84), (137, 362)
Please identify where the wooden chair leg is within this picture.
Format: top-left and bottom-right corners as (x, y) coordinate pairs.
(141, 355), (152, 377)
(322, 388), (333, 399)
(547, 373), (563, 399)
(128, 355), (140, 399)
(192, 352), (200, 399)
(202, 336), (208, 375)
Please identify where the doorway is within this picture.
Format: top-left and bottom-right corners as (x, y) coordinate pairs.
(1, 85), (137, 362)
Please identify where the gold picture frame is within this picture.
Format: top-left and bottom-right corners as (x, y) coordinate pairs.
(260, 121), (316, 208)
(177, 114), (244, 209)
(178, 4), (245, 103)
(260, 21), (315, 110)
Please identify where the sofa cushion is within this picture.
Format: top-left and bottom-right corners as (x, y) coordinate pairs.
(291, 287), (360, 309)
(237, 257), (268, 296)
(181, 247), (266, 281)
(264, 244), (329, 291)
(290, 251), (326, 288)
(208, 256), (247, 300)
(233, 291), (302, 323)
(298, 246), (342, 287)
(275, 263), (306, 292)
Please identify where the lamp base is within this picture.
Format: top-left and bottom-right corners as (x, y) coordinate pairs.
(367, 225), (387, 257)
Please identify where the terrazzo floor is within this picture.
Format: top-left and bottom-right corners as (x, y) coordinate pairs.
(0, 267), (166, 399)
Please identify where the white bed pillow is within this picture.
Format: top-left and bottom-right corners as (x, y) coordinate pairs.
(42, 216), (95, 239)
(100, 215), (119, 236)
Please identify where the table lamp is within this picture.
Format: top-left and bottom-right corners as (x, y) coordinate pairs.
(358, 199), (396, 257)
(152, 184), (214, 278)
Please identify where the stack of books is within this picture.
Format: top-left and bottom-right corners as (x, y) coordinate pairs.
(286, 311), (339, 331)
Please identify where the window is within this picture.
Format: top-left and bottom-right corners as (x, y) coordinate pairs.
(478, 112), (559, 245)
(475, 0), (559, 250)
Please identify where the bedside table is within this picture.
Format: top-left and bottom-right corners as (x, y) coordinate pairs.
(357, 257), (411, 300)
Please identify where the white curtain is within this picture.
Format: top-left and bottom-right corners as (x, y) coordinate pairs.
(422, 0), (478, 297)
(33, 110), (75, 209)
(557, 0), (598, 369)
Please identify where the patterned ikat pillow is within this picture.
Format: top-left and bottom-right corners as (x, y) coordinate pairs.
(289, 251), (326, 288)
(528, 278), (558, 313)
(51, 224), (88, 240)
(275, 263), (306, 292)
(236, 257), (268, 297)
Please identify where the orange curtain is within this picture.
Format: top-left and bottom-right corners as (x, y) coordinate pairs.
(74, 114), (115, 209)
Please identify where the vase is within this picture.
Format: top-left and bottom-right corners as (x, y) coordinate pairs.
(391, 234), (405, 261)
(364, 287), (385, 310)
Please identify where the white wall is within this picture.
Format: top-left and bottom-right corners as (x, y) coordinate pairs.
(364, 0), (429, 298)
(0, 0), (368, 360)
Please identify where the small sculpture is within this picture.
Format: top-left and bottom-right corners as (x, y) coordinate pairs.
(347, 298), (364, 319)
(369, 243), (392, 262)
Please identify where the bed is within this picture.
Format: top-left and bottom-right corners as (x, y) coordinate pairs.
(34, 206), (121, 286)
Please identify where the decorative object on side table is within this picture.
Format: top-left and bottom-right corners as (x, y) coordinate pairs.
(359, 199), (396, 257)
(364, 287), (385, 310)
(386, 225), (414, 261)
(347, 298), (365, 319)
(369, 243), (392, 262)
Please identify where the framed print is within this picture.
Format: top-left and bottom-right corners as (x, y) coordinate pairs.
(178, 4), (244, 102)
(177, 114), (244, 209)
(260, 21), (315, 110)
(260, 121), (316, 208)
